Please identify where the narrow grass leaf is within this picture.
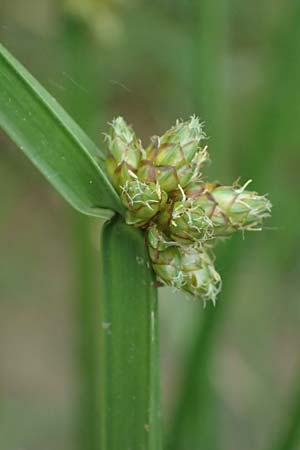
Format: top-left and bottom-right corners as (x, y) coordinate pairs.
(0, 43), (123, 219)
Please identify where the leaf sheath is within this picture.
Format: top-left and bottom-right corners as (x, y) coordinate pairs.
(99, 216), (162, 450)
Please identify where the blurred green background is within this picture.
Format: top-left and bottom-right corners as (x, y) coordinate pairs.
(1, 1), (300, 449)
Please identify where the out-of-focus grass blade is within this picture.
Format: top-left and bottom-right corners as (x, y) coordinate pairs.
(100, 217), (161, 450)
(59, 18), (104, 450)
(168, 1), (300, 448)
(191, 0), (230, 179)
(166, 238), (240, 450)
(256, 4), (300, 449)
(167, 1), (230, 449)
(0, 43), (123, 219)
(239, 0), (300, 186)
(267, 382), (300, 450)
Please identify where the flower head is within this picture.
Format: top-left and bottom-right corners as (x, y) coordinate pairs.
(104, 115), (272, 304)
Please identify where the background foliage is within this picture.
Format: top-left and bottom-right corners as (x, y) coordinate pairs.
(0, 1), (300, 449)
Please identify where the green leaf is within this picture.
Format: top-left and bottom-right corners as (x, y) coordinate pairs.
(99, 217), (162, 450)
(0, 43), (123, 220)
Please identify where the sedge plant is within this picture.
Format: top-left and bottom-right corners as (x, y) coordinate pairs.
(0, 43), (271, 449)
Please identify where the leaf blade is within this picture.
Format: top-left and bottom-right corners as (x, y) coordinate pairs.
(0, 43), (123, 219)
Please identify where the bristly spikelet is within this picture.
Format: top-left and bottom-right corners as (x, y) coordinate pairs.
(155, 184), (214, 244)
(104, 115), (272, 304)
(147, 224), (221, 304)
(138, 116), (209, 192)
(121, 178), (168, 227)
(105, 116), (142, 191)
(181, 180), (272, 237)
(169, 199), (214, 243)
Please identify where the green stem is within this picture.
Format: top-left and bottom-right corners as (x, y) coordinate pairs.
(99, 216), (161, 450)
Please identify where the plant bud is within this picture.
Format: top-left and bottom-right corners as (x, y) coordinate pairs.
(169, 199), (214, 243)
(105, 116), (142, 191)
(121, 179), (168, 227)
(179, 245), (221, 303)
(147, 225), (221, 303)
(183, 180), (272, 236)
(155, 196), (213, 244)
(139, 116), (208, 192)
(147, 226), (184, 288)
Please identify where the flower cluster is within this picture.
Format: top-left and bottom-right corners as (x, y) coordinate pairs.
(104, 116), (272, 304)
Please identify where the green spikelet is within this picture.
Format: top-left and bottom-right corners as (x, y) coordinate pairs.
(182, 180), (272, 237)
(168, 199), (213, 243)
(155, 186), (213, 244)
(138, 116), (208, 192)
(121, 179), (168, 227)
(179, 245), (221, 304)
(103, 115), (272, 303)
(105, 117), (142, 191)
(147, 225), (221, 304)
(147, 225), (184, 288)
